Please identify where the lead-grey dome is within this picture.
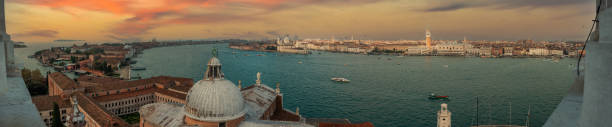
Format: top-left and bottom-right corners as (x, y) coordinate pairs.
(184, 79), (246, 122)
(184, 55), (246, 122)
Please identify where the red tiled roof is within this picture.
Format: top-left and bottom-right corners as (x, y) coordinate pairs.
(77, 75), (125, 86)
(31, 95), (71, 111)
(93, 88), (187, 102)
(49, 72), (78, 90)
(84, 76), (193, 92)
(74, 92), (130, 127)
(93, 88), (157, 102)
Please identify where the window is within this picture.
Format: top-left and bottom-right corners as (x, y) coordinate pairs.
(61, 109), (66, 114)
(219, 122), (226, 127)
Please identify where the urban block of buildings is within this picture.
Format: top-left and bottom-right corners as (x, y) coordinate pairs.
(230, 30), (584, 58)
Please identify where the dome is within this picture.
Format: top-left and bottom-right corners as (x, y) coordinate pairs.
(185, 79), (246, 122)
(184, 54), (246, 122)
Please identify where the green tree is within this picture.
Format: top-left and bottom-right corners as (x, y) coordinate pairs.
(21, 69), (48, 96)
(51, 102), (64, 127)
(21, 68), (32, 85)
(31, 69), (44, 82)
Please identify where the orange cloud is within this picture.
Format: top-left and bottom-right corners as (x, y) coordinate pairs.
(10, 0), (290, 39)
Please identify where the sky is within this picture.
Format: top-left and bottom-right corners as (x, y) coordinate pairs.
(4, 0), (597, 43)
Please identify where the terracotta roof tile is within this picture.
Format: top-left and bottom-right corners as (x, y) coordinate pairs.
(49, 72), (78, 89)
(31, 95), (71, 111)
(82, 76), (193, 92)
(74, 92), (130, 127)
(93, 88), (157, 102)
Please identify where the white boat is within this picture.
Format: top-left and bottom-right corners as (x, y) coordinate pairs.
(331, 77), (350, 82)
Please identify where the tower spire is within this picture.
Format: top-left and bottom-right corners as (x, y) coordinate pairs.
(256, 72), (261, 86)
(276, 82), (280, 95)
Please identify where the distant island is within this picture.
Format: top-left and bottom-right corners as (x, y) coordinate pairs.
(14, 42), (27, 48)
(54, 39), (85, 42)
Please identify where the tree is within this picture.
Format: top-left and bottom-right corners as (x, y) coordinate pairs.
(21, 68), (32, 85)
(51, 102), (64, 127)
(21, 69), (48, 96)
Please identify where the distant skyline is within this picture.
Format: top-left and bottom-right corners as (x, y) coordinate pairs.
(5, 0), (596, 43)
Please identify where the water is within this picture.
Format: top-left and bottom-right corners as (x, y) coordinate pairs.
(16, 43), (575, 127)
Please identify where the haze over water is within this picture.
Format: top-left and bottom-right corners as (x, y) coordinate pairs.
(14, 43), (575, 126)
(128, 44), (574, 127)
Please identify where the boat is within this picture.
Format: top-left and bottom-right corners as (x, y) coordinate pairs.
(331, 77), (350, 83)
(298, 61), (303, 64)
(130, 66), (146, 70)
(428, 93), (449, 100)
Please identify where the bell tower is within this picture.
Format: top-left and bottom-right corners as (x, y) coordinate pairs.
(437, 103), (451, 127)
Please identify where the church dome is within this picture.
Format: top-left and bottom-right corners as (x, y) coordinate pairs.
(184, 51), (246, 122)
(184, 79), (246, 122)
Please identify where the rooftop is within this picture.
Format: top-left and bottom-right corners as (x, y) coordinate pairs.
(139, 103), (187, 127)
(74, 92), (130, 127)
(241, 84), (278, 120)
(93, 88), (157, 102)
(49, 72), (78, 89)
(31, 95), (71, 111)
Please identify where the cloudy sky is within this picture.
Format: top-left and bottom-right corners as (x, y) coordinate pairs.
(5, 0), (596, 43)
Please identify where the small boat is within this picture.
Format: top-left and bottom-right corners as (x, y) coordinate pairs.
(331, 77), (350, 83)
(130, 66), (146, 70)
(298, 61), (303, 64)
(428, 93), (449, 100)
(256, 54), (265, 56)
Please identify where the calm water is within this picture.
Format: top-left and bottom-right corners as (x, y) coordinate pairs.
(17, 43), (575, 127)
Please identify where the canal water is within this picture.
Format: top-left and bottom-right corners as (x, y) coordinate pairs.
(17, 43), (576, 127)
